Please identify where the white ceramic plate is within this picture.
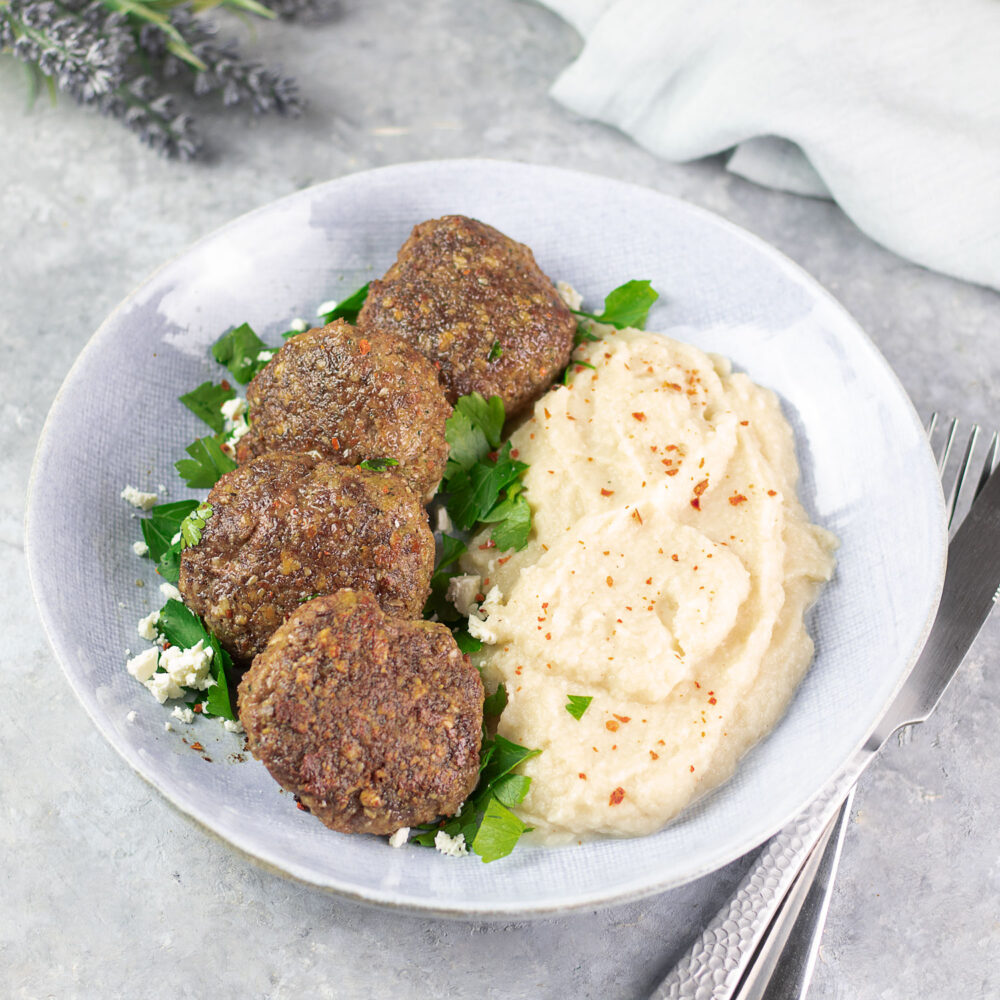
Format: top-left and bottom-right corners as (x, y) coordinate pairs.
(26, 160), (945, 915)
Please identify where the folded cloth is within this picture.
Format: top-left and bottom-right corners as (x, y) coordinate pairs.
(539, 0), (1000, 291)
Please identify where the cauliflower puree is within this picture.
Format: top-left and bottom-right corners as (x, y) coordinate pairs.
(462, 325), (837, 842)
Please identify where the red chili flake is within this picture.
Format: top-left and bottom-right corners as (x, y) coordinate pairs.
(632, 412), (646, 422)
(545, 632), (551, 640)
(190, 742), (205, 753)
(606, 720), (620, 732)
(544, 408), (551, 419)
(729, 493), (748, 506)
(487, 450), (499, 462)
(478, 541), (496, 550)
(511, 449), (519, 458)
(665, 382), (682, 391)
(690, 498), (701, 510)
(161, 641), (172, 649)
(193, 703), (203, 714)
(693, 479), (709, 496)
(600, 488), (614, 497)
(542, 602), (549, 609)
(497, 555), (511, 565)
(358, 339), (371, 355)
(632, 509), (643, 524)
(694, 681), (701, 689)
(220, 379), (231, 391)
(740, 420), (749, 426)
(609, 787), (626, 806)
(296, 800), (311, 813)
(606, 576), (614, 587)
(709, 697), (717, 705)
(515, 666), (523, 675)
(666, 469), (679, 477)
(645, 577), (652, 585)
(579, 773), (587, 780)
(649, 751), (659, 761)
(689, 765), (695, 773)
(768, 489), (777, 497)
(613, 714), (631, 724)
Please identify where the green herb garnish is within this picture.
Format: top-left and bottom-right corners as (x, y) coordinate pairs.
(424, 534), (469, 623)
(565, 695), (593, 721)
(482, 682), (508, 719)
(175, 435), (238, 489)
(454, 629), (483, 654)
(178, 381), (237, 434)
(470, 797), (529, 862)
(573, 279), (659, 330)
(487, 339), (503, 362)
(359, 457), (400, 471)
(212, 322), (270, 384)
(157, 598), (235, 720)
(444, 392), (505, 473)
(317, 282), (371, 326)
(179, 502), (213, 549)
(140, 500), (200, 583)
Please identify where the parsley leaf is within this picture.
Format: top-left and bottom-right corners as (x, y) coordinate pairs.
(487, 339), (503, 362)
(444, 442), (527, 532)
(424, 534), (468, 623)
(482, 682), (508, 719)
(471, 798), (529, 863)
(157, 598), (235, 720)
(359, 457), (399, 471)
(454, 629), (482, 654)
(318, 282), (371, 325)
(175, 435), (237, 489)
(480, 485), (531, 551)
(178, 381), (236, 434)
(212, 323), (269, 384)
(565, 695), (593, 721)
(140, 500), (199, 583)
(179, 502), (213, 548)
(444, 392), (505, 473)
(574, 279), (659, 330)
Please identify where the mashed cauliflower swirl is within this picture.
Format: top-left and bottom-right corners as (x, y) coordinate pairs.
(462, 325), (837, 842)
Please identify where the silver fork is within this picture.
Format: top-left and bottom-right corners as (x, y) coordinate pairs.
(650, 417), (1000, 1000)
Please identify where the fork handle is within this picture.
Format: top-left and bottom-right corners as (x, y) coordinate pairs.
(648, 752), (872, 1000)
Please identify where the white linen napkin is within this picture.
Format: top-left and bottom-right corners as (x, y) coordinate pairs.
(539, 0), (1000, 291)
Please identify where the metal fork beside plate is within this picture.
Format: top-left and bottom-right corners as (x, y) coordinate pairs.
(652, 417), (1000, 1000)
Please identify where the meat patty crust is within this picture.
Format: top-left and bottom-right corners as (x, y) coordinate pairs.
(236, 319), (451, 499)
(178, 454), (434, 662)
(357, 215), (576, 416)
(238, 590), (484, 834)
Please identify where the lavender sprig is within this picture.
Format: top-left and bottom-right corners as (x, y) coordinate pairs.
(0, 0), (311, 158)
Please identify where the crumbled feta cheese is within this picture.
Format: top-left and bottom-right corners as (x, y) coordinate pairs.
(388, 827), (410, 848)
(160, 640), (214, 689)
(229, 420), (250, 443)
(126, 710), (137, 723)
(137, 610), (160, 641)
(159, 582), (182, 602)
(434, 830), (468, 857)
(466, 614), (497, 644)
(120, 485), (157, 511)
(435, 507), (453, 533)
(126, 647), (159, 682)
(146, 672), (184, 704)
(222, 719), (244, 734)
(466, 586), (503, 644)
(289, 317), (308, 332)
(132, 540), (149, 557)
(556, 280), (583, 311)
(171, 705), (195, 724)
(316, 299), (338, 316)
(164, 721), (173, 732)
(257, 350), (276, 362)
(221, 397), (246, 422)
(446, 574), (482, 618)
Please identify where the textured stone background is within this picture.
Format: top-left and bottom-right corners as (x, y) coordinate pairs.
(2, 2), (999, 997)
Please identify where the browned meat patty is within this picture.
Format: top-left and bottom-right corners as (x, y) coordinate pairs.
(357, 215), (576, 416)
(236, 320), (451, 500)
(238, 589), (483, 835)
(178, 454), (434, 663)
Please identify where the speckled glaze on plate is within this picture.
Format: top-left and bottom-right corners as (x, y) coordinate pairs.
(25, 160), (945, 916)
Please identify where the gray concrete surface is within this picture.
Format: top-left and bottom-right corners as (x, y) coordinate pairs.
(2, 1), (999, 997)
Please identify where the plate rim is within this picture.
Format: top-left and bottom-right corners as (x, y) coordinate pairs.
(25, 158), (947, 916)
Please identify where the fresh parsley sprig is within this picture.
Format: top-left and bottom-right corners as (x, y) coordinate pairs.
(440, 393), (532, 552)
(565, 695), (593, 721)
(212, 322), (271, 385)
(572, 279), (659, 331)
(175, 435), (237, 489)
(139, 499), (200, 583)
(178, 381), (236, 434)
(157, 598), (235, 720)
(316, 282), (371, 326)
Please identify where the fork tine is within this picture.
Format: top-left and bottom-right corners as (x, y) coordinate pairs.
(936, 417), (959, 475)
(973, 430), (999, 501)
(925, 412), (938, 437)
(947, 425), (979, 529)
